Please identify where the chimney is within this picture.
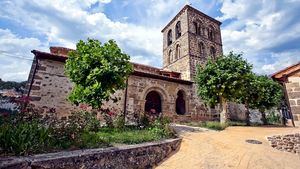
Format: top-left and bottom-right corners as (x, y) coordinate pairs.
(50, 46), (74, 56)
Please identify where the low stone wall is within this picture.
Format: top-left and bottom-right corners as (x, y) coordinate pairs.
(267, 133), (300, 154)
(0, 138), (181, 169)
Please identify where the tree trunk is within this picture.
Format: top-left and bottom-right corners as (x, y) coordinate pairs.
(220, 97), (228, 124)
(260, 109), (267, 125)
(245, 103), (250, 126)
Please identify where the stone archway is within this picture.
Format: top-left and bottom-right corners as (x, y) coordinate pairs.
(176, 90), (186, 115)
(144, 91), (162, 115)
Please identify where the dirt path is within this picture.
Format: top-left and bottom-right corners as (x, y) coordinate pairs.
(157, 126), (300, 169)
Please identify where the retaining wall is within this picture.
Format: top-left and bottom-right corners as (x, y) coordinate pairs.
(0, 138), (181, 169)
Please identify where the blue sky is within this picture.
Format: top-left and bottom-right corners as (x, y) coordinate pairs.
(0, 0), (299, 81)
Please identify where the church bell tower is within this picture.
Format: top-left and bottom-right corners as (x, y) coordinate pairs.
(162, 5), (223, 81)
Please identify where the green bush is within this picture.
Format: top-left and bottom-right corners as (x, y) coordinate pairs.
(0, 121), (52, 155)
(266, 111), (281, 124)
(202, 121), (227, 130)
(0, 110), (174, 156)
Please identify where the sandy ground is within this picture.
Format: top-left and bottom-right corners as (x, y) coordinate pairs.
(157, 125), (300, 169)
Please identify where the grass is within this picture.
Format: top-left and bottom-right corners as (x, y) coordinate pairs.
(183, 121), (247, 131)
(95, 127), (170, 144)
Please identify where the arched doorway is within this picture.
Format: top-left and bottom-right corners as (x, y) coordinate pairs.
(176, 90), (186, 115)
(144, 91), (162, 115)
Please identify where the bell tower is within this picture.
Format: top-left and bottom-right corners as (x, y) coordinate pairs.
(162, 5), (223, 81)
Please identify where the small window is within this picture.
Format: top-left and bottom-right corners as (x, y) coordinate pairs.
(175, 21), (181, 39)
(175, 44), (180, 59)
(193, 22), (198, 34)
(168, 50), (172, 63)
(199, 42), (205, 57)
(208, 26), (215, 41)
(210, 46), (216, 60)
(167, 29), (172, 46)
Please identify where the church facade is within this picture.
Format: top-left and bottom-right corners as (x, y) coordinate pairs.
(26, 5), (225, 122)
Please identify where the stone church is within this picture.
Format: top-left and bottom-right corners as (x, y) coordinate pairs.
(26, 5), (225, 122)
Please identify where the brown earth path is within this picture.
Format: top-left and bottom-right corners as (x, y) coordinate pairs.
(157, 125), (300, 169)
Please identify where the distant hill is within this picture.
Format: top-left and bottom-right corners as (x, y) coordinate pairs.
(0, 79), (27, 92)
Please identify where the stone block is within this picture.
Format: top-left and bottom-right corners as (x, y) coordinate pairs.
(288, 92), (300, 99)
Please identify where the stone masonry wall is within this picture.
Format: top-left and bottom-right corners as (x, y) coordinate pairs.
(28, 58), (125, 118)
(286, 70), (300, 121)
(162, 6), (223, 81)
(267, 133), (300, 154)
(0, 138), (182, 169)
(187, 8), (222, 80)
(125, 75), (210, 123)
(28, 58), (212, 122)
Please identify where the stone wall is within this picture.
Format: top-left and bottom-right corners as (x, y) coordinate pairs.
(27, 58), (126, 118)
(28, 57), (213, 122)
(125, 75), (210, 123)
(286, 70), (300, 121)
(267, 133), (300, 154)
(0, 138), (182, 169)
(162, 5), (222, 81)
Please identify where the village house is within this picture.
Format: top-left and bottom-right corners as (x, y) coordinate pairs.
(272, 62), (300, 121)
(25, 5), (243, 122)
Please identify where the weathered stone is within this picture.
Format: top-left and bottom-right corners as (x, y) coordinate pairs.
(0, 138), (182, 169)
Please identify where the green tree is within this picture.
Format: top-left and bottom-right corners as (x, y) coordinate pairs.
(248, 75), (283, 125)
(65, 39), (133, 109)
(196, 52), (252, 123)
(238, 73), (259, 125)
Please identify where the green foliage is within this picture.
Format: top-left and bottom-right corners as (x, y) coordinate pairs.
(266, 111), (281, 124)
(0, 121), (52, 156)
(196, 52), (252, 107)
(248, 75), (283, 111)
(113, 115), (125, 129)
(239, 74), (283, 125)
(148, 117), (173, 138)
(65, 39), (133, 109)
(0, 110), (174, 156)
(200, 121), (228, 130)
(49, 111), (101, 149)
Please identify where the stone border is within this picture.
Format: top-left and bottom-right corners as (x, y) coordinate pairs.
(267, 133), (300, 154)
(0, 138), (182, 169)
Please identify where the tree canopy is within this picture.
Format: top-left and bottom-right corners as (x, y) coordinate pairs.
(196, 52), (253, 123)
(65, 39), (133, 109)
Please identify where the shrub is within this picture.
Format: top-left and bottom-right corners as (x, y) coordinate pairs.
(266, 111), (281, 124)
(202, 121), (228, 130)
(0, 121), (52, 156)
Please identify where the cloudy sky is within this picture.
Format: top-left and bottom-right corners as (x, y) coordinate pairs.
(0, 0), (299, 82)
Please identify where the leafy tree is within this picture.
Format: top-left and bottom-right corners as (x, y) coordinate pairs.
(247, 75), (283, 125)
(238, 73), (258, 125)
(196, 52), (252, 123)
(65, 39), (133, 110)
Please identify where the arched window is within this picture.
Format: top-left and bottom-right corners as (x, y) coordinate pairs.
(176, 90), (186, 115)
(210, 46), (216, 60)
(193, 22), (198, 34)
(197, 22), (203, 35)
(208, 26), (215, 41)
(167, 29), (172, 46)
(175, 44), (180, 59)
(175, 21), (181, 39)
(168, 50), (172, 63)
(199, 42), (205, 57)
(145, 91), (162, 115)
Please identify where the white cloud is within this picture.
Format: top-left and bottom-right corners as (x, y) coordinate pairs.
(0, 0), (171, 81)
(0, 29), (47, 81)
(220, 0), (300, 75)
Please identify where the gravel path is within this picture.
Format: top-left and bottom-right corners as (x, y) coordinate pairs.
(157, 125), (300, 169)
